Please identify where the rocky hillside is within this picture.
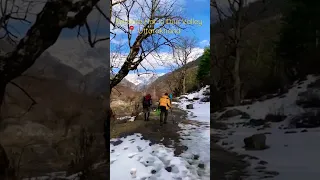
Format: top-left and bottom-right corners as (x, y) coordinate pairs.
(146, 56), (203, 97)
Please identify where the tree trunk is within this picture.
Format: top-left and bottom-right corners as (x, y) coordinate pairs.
(233, 0), (243, 106)
(233, 47), (241, 105)
(183, 75), (186, 94)
(182, 68), (186, 94)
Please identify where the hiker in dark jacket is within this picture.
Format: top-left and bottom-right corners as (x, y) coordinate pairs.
(158, 93), (171, 126)
(142, 94), (152, 121)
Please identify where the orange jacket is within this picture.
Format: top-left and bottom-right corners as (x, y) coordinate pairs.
(159, 95), (171, 110)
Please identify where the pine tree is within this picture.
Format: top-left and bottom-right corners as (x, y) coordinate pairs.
(197, 47), (210, 84)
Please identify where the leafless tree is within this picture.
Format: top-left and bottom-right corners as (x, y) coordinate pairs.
(171, 36), (198, 94)
(110, 0), (187, 90)
(212, 0), (246, 105)
(212, 0), (268, 105)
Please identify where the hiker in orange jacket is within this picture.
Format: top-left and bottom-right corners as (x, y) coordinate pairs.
(158, 93), (171, 126)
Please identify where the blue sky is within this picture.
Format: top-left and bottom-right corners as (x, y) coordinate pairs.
(111, 0), (210, 76)
(182, 0), (210, 48)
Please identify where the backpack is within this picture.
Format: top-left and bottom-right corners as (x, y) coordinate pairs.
(143, 96), (151, 107)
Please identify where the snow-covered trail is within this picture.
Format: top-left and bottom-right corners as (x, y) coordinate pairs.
(110, 134), (199, 180)
(177, 86), (211, 179)
(110, 86), (211, 180)
(214, 75), (320, 180)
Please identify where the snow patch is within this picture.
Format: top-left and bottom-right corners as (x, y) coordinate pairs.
(215, 75), (320, 180)
(110, 134), (198, 180)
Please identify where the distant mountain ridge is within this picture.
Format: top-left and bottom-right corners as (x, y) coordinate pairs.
(124, 73), (165, 90)
(0, 39), (137, 96)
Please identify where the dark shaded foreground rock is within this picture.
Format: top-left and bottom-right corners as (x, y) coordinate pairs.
(186, 104), (194, 109)
(290, 112), (320, 128)
(244, 134), (267, 150)
(219, 109), (249, 119)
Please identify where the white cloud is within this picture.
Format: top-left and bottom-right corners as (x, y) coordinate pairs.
(199, 40), (210, 47)
(111, 47), (204, 72)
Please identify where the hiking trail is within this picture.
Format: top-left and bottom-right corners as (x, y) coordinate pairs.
(110, 86), (210, 180)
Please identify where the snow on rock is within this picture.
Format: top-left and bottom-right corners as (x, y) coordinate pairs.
(110, 133), (198, 180)
(179, 86), (210, 123)
(117, 116), (136, 122)
(214, 75), (320, 180)
(216, 75), (318, 120)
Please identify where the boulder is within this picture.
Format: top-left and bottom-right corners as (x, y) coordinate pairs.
(202, 90), (210, 96)
(240, 99), (254, 105)
(265, 114), (287, 122)
(243, 134), (267, 150)
(296, 89), (320, 108)
(240, 113), (251, 119)
(200, 97), (210, 102)
(247, 119), (265, 127)
(219, 109), (247, 119)
(179, 96), (188, 100)
(186, 104), (193, 109)
(291, 112), (320, 128)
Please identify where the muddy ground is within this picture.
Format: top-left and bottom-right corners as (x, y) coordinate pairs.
(111, 107), (189, 156)
(211, 122), (249, 180)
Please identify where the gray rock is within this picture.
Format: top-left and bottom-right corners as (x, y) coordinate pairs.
(200, 97), (210, 102)
(296, 89), (320, 108)
(179, 96), (188, 99)
(265, 114), (287, 122)
(244, 133), (267, 150)
(219, 109), (247, 119)
(248, 119), (265, 127)
(186, 104), (194, 109)
(291, 112), (320, 128)
(202, 90), (210, 96)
